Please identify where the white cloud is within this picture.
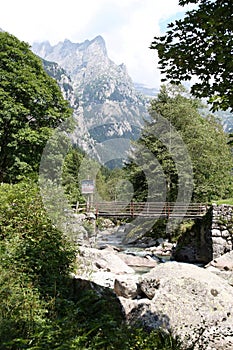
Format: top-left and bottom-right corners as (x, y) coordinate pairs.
(0, 0), (194, 88)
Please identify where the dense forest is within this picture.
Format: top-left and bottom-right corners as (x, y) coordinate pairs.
(0, 0), (232, 348)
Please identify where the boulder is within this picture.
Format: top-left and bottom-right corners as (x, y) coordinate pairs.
(89, 271), (121, 289)
(118, 252), (158, 268)
(205, 250), (233, 286)
(172, 205), (233, 264)
(114, 275), (139, 299)
(77, 247), (135, 275)
(71, 277), (125, 322)
(138, 275), (160, 299)
(205, 250), (233, 271)
(120, 262), (233, 350)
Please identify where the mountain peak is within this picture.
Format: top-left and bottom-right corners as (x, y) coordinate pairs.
(92, 35), (105, 45)
(79, 35), (107, 56)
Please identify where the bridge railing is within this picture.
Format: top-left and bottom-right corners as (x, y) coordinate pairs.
(94, 201), (208, 219)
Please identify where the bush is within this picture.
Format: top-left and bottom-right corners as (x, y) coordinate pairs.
(0, 181), (187, 349)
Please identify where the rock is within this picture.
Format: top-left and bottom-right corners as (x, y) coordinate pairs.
(33, 37), (148, 158)
(118, 252), (158, 268)
(205, 266), (233, 287)
(120, 262), (233, 350)
(99, 244), (121, 252)
(77, 247), (135, 276)
(89, 271), (120, 289)
(172, 205), (233, 264)
(86, 212), (96, 220)
(205, 250), (233, 271)
(71, 277), (125, 321)
(100, 218), (115, 228)
(205, 251), (233, 286)
(114, 275), (139, 299)
(94, 251), (135, 274)
(72, 213), (87, 222)
(118, 296), (151, 323)
(222, 229), (230, 238)
(138, 275), (160, 299)
(156, 237), (165, 245)
(145, 239), (175, 258)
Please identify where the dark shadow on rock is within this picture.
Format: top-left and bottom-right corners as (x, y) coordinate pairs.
(172, 207), (213, 264)
(127, 304), (171, 331)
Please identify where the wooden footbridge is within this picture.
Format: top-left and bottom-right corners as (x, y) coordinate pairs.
(82, 201), (208, 219)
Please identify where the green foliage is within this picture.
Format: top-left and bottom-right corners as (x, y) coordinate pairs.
(126, 85), (233, 203)
(215, 198), (233, 205)
(228, 133), (233, 146)
(62, 147), (86, 204)
(0, 181), (187, 349)
(0, 181), (75, 297)
(151, 0), (233, 111)
(0, 181), (76, 348)
(127, 328), (187, 350)
(0, 31), (71, 182)
(96, 167), (132, 201)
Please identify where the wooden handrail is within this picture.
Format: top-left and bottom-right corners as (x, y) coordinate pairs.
(93, 201), (208, 219)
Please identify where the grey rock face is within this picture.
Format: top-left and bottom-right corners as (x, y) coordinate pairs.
(173, 205), (233, 264)
(33, 36), (149, 163)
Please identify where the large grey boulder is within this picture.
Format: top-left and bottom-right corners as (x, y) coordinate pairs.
(76, 247), (135, 288)
(120, 262), (233, 350)
(77, 247), (134, 275)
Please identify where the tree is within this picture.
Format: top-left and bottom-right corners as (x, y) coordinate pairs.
(0, 182), (184, 349)
(0, 31), (72, 182)
(62, 147), (85, 204)
(126, 85), (233, 202)
(151, 0), (233, 112)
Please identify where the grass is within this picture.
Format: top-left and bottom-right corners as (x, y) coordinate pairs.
(214, 198), (233, 205)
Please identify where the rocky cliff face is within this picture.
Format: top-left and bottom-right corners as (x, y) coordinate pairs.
(172, 204), (233, 264)
(42, 58), (79, 109)
(33, 36), (149, 165)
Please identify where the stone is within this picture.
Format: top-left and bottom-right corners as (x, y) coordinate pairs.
(138, 275), (160, 299)
(114, 275), (139, 299)
(156, 237), (165, 245)
(118, 252), (158, 268)
(222, 229), (230, 238)
(101, 218), (115, 228)
(120, 262), (233, 350)
(217, 252), (233, 269)
(94, 251), (135, 274)
(99, 244), (120, 252)
(72, 213), (87, 222)
(77, 247), (135, 277)
(86, 212), (96, 220)
(173, 205), (233, 264)
(211, 228), (221, 237)
(89, 271), (120, 289)
(212, 236), (227, 245)
(205, 251), (233, 286)
(71, 277), (125, 320)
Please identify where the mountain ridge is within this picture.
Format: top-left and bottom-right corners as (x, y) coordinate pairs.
(33, 36), (150, 166)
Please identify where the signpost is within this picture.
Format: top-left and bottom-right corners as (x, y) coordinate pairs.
(81, 180), (95, 210)
(81, 180), (95, 194)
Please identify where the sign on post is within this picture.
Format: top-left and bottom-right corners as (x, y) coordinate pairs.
(81, 180), (95, 194)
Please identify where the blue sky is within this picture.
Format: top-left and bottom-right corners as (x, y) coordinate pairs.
(0, 0), (195, 88)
